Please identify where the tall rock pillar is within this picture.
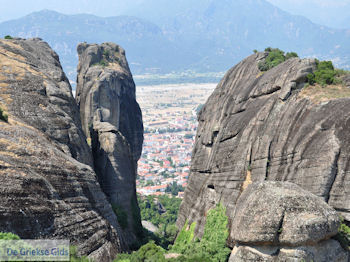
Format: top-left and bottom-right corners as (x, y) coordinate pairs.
(76, 42), (144, 244)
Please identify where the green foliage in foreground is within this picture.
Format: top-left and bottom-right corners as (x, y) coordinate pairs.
(114, 203), (230, 262)
(138, 195), (181, 248)
(4, 35), (13, 39)
(70, 246), (91, 262)
(306, 60), (349, 86)
(170, 203), (231, 262)
(114, 241), (166, 262)
(258, 47), (298, 71)
(0, 232), (20, 240)
(334, 220), (350, 250)
(0, 107), (8, 122)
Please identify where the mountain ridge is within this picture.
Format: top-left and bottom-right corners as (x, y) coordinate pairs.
(1, 0), (350, 84)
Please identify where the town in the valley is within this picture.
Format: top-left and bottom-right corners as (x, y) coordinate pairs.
(136, 83), (216, 197)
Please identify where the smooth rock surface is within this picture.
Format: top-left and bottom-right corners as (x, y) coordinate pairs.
(228, 182), (348, 261)
(229, 239), (348, 262)
(177, 53), (350, 240)
(0, 38), (127, 261)
(230, 182), (340, 246)
(0, 38), (93, 166)
(76, 42), (144, 244)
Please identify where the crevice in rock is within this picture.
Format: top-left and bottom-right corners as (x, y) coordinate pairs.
(220, 130), (241, 142)
(230, 108), (246, 115)
(251, 86), (281, 99)
(325, 150), (340, 203)
(265, 141), (272, 180)
(274, 213), (285, 244)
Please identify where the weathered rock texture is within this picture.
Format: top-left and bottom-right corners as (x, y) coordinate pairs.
(177, 53), (350, 241)
(0, 38), (127, 261)
(228, 181), (348, 262)
(76, 42), (143, 244)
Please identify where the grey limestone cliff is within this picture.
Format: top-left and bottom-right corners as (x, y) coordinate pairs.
(76, 42), (144, 244)
(228, 181), (348, 261)
(177, 52), (350, 244)
(0, 38), (128, 261)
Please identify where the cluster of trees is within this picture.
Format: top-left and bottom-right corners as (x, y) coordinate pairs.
(114, 203), (231, 262)
(138, 195), (182, 248)
(307, 60), (349, 86)
(257, 47), (298, 71)
(165, 182), (184, 196)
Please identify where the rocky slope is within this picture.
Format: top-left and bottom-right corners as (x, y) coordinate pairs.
(76, 42), (144, 244)
(229, 181), (348, 261)
(177, 52), (350, 242)
(0, 38), (127, 261)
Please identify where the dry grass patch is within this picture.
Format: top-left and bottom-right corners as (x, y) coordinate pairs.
(298, 83), (350, 104)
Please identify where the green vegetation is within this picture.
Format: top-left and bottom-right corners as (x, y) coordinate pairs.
(170, 203), (231, 262)
(138, 195), (181, 248)
(4, 35), (13, 39)
(165, 182), (184, 197)
(116, 203), (231, 261)
(92, 59), (109, 67)
(70, 246), (91, 262)
(112, 204), (128, 230)
(0, 107), (8, 122)
(103, 50), (110, 59)
(306, 60), (349, 86)
(334, 219), (350, 250)
(0, 232), (20, 240)
(170, 221), (196, 254)
(99, 59), (108, 67)
(114, 241), (166, 262)
(258, 48), (298, 71)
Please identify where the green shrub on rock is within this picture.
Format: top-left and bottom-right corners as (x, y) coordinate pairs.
(307, 60), (339, 86)
(258, 48), (298, 71)
(0, 232), (20, 240)
(0, 107), (8, 122)
(114, 241), (166, 262)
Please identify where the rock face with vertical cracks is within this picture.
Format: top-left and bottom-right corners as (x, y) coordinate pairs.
(0, 38), (127, 261)
(76, 42), (144, 244)
(228, 181), (348, 262)
(177, 52), (350, 241)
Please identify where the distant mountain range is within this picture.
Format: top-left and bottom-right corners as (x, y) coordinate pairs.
(0, 0), (349, 85)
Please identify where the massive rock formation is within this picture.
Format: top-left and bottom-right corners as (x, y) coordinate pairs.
(177, 52), (350, 242)
(0, 38), (127, 261)
(76, 42), (144, 244)
(228, 181), (348, 261)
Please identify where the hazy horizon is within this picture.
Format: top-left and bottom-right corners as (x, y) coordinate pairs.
(0, 0), (349, 29)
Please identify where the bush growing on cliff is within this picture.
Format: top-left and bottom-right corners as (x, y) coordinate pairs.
(4, 35), (13, 39)
(0, 232), (20, 240)
(258, 48), (298, 71)
(114, 241), (166, 262)
(334, 219), (350, 250)
(69, 246), (91, 262)
(307, 60), (339, 86)
(170, 203), (231, 262)
(0, 107), (8, 122)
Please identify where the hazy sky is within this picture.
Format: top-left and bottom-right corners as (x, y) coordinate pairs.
(266, 0), (350, 28)
(0, 0), (349, 28)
